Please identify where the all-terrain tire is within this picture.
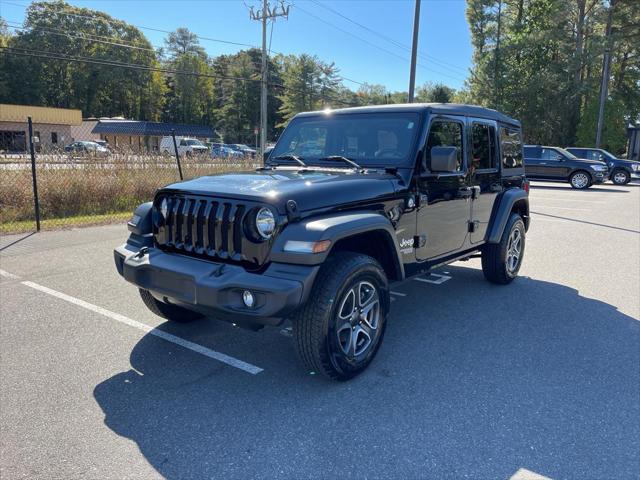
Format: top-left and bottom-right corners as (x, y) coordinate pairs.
(139, 289), (204, 323)
(481, 213), (526, 285)
(292, 252), (390, 381)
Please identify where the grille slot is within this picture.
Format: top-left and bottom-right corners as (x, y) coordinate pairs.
(156, 195), (249, 262)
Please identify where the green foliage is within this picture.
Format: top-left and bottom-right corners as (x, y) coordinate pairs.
(1, 1), (165, 120)
(465, 0), (639, 153)
(275, 54), (340, 127)
(416, 82), (456, 103)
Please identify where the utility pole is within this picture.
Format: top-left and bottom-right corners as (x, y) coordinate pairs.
(249, 1), (290, 157)
(408, 0), (421, 103)
(595, 0), (616, 149)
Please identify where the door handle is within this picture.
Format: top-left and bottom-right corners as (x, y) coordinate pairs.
(540, 162), (547, 165)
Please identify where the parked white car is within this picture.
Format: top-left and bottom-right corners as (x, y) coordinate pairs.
(159, 136), (209, 156)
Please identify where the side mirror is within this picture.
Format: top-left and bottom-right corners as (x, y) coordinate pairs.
(430, 146), (458, 173)
(263, 147), (272, 163)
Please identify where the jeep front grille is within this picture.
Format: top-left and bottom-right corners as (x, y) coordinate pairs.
(154, 195), (247, 262)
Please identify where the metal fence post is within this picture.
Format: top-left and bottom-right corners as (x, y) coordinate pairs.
(27, 117), (41, 231)
(171, 129), (183, 180)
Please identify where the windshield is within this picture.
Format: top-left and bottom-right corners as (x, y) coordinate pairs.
(599, 149), (616, 160)
(271, 112), (421, 167)
(186, 140), (204, 146)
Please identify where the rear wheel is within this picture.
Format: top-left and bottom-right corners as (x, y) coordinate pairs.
(482, 213), (526, 284)
(292, 252), (390, 381)
(139, 289), (204, 323)
(611, 169), (630, 185)
(569, 171), (591, 189)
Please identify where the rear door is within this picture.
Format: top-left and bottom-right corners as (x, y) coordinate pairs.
(524, 146), (542, 177)
(468, 118), (500, 243)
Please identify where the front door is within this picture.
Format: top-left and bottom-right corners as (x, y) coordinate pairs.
(468, 119), (501, 243)
(539, 148), (567, 179)
(415, 116), (471, 261)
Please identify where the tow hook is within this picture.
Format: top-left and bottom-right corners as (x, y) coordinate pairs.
(134, 247), (149, 259)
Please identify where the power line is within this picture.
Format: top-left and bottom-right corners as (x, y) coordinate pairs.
(0, 46), (359, 106)
(6, 22), (161, 54)
(309, 0), (469, 75)
(1, 0), (257, 48)
(3, 1), (368, 88)
(293, 4), (466, 82)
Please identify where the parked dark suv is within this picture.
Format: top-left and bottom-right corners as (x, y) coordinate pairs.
(524, 145), (609, 189)
(114, 104), (530, 380)
(566, 147), (640, 185)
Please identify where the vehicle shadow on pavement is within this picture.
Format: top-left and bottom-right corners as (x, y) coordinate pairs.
(530, 184), (630, 193)
(93, 267), (639, 479)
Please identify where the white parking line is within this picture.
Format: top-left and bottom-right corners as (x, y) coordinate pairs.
(0, 269), (20, 279)
(533, 206), (591, 211)
(20, 280), (264, 375)
(390, 291), (407, 297)
(414, 273), (452, 285)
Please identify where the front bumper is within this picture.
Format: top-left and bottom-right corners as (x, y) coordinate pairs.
(114, 243), (319, 327)
(593, 171), (608, 183)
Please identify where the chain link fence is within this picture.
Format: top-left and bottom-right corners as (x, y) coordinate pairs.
(1, 116), (261, 235)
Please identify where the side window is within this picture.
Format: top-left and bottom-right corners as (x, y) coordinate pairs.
(500, 127), (523, 168)
(179, 139), (187, 146)
(425, 120), (463, 172)
(541, 148), (560, 161)
(471, 123), (497, 170)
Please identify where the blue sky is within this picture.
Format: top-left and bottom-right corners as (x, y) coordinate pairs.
(1, 0), (473, 91)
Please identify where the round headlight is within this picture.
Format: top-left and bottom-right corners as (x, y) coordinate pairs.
(255, 207), (276, 239)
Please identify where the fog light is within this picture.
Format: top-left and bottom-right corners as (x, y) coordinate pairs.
(242, 290), (255, 308)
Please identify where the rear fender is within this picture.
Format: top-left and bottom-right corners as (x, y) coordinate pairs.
(487, 189), (529, 243)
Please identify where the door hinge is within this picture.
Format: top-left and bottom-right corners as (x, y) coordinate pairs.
(468, 220), (480, 233)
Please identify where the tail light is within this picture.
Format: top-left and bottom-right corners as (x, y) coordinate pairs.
(523, 180), (530, 194)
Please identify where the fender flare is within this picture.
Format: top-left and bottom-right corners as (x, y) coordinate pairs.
(127, 201), (153, 235)
(270, 211), (405, 279)
(486, 189), (530, 243)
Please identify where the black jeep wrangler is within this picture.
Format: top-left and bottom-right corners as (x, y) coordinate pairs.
(114, 104), (530, 380)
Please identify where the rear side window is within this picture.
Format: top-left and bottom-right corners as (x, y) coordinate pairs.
(500, 127), (523, 169)
(425, 120), (464, 171)
(471, 123), (497, 170)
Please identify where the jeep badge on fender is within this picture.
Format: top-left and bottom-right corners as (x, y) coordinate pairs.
(114, 104), (530, 381)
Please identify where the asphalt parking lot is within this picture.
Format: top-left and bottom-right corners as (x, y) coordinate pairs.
(1, 181), (639, 480)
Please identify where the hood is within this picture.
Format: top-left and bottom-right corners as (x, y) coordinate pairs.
(611, 158), (640, 167)
(571, 157), (608, 166)
(160, 168), (400, 213)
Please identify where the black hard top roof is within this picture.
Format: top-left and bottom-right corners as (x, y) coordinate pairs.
(296, 103), (521, 127)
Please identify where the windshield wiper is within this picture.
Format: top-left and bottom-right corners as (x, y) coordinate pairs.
(318, 155), (363, 171)
(270, 155), (307, 167)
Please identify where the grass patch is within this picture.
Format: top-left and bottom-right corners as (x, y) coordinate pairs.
(1, 211), (132, 235)
(0, 155), (258, 234)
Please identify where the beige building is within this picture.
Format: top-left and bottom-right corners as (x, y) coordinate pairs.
(0, 104), (82, 152)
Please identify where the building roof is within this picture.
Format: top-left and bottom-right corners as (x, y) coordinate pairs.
(0, 104), (82, 125)
(91, 120), (214, 137)
(297, 103), (521, 127)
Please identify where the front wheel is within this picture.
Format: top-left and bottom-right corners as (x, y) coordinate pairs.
(481, 213), (526, 284)
(611, 169), (630, 185)
(569, 171), (592, 189)
(292, 252), (390, 381)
